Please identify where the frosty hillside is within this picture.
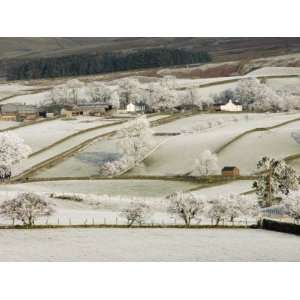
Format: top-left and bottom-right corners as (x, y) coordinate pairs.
(2, 46), (300, 260)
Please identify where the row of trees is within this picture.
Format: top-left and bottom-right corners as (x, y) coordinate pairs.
(0, 190), (257, 227)
(7, 48), (211, 80)
(121, 191), (259, 227)
(1, 188), (300, 227)
(213, 77), (300, 112)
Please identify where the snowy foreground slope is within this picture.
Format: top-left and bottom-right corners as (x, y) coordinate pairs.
(0, 228), (299, 262)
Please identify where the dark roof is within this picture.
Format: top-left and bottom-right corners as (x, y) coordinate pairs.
(222, 166), (239, 171)
(174, 104), (199, 109)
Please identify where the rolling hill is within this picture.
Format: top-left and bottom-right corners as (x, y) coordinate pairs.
(1, 37), (300, 79)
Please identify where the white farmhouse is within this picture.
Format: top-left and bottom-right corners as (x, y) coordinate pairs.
(220, 100), (242, 112)
(126, 102), (146, 113)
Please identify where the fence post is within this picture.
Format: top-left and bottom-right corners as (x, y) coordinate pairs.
(84, 218), (87, 225)
(174, 218), (176, 225)
(92, 218), (95, 225)
(45, 218), (48, 225)
(104, 218), (106, 225)
(116, 217), (118, 225)
(57, 217), (59, 225)
(69, 218), (71, 225)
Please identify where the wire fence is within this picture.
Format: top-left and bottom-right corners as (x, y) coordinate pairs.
(14, 216), (256, 227)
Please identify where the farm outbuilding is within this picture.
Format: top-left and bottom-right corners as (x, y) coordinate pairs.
(221, 166), (240, 177)
(126, 102), (146, 113)
(61, 103), (113, 117)
(220, 100), (242, 112)
(0, 103), (39, 121)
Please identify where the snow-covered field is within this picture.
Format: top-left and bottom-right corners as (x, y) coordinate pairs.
(0, 179), (254, 227)
(218, 120), (300, 174)
(0, 90), (49, 105)
(12, 116), (118, 152)
(0, 120), (20, 130)
(192, 180), (253, 197)
(0, 228), (299, 261)
(33, 111), (300, 178)
(128, 112), (300, 176)
(0, 82), (39, 99)
(34, 135), (167, 178)
(247, 67), (300, 76)
(265, 77), (300, 90)
(0, 179), (199, 197)
(12, 114), (167, 176)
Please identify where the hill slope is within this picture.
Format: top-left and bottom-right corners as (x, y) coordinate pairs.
(1, 37), (300, 79)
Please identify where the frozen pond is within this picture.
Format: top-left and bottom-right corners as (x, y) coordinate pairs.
(0, 228), (299, 261)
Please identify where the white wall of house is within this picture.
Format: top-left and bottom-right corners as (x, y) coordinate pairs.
(220, 100), (242, 112)
(126, 103), (136, 112)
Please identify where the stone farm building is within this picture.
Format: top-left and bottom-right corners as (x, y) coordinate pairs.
(61, 103), (114, 117)
(0, 103), (39, 121)
(221, 166), (240, 177)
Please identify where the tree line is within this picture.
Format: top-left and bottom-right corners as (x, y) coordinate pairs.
(6, 48), (212, 80)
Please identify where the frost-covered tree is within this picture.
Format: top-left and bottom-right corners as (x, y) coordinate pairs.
(253, 156), (299, 207)
(45, 79), (87, 106)
(110, 91), (120, 109)
(0, 193), (54, 226)
(117, 115), (154, 164)
(117, 78), (141, 109)
(65, 79), (85, 105)
(282, 192), (300, 223)
(207, 196), (228, 225)
(225, 193), (243, 223)
(213, 89), (235, 104)
(151, 85), (177, 111)
(194, 150), (219, 176)
(87, 82), (113, 103)
(225, 193), (259, 224)
(100, 116), (154, 176)
(181, 89), (213, 110)
(167, 192), (204, 227)
(213, 78), (288, 112)
(0, 132), (32, 171)
(120, 202), (151, 227)
(99, 157), (131, 176)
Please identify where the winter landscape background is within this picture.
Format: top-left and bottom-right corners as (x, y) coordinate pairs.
(1, 37), (300, 261)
